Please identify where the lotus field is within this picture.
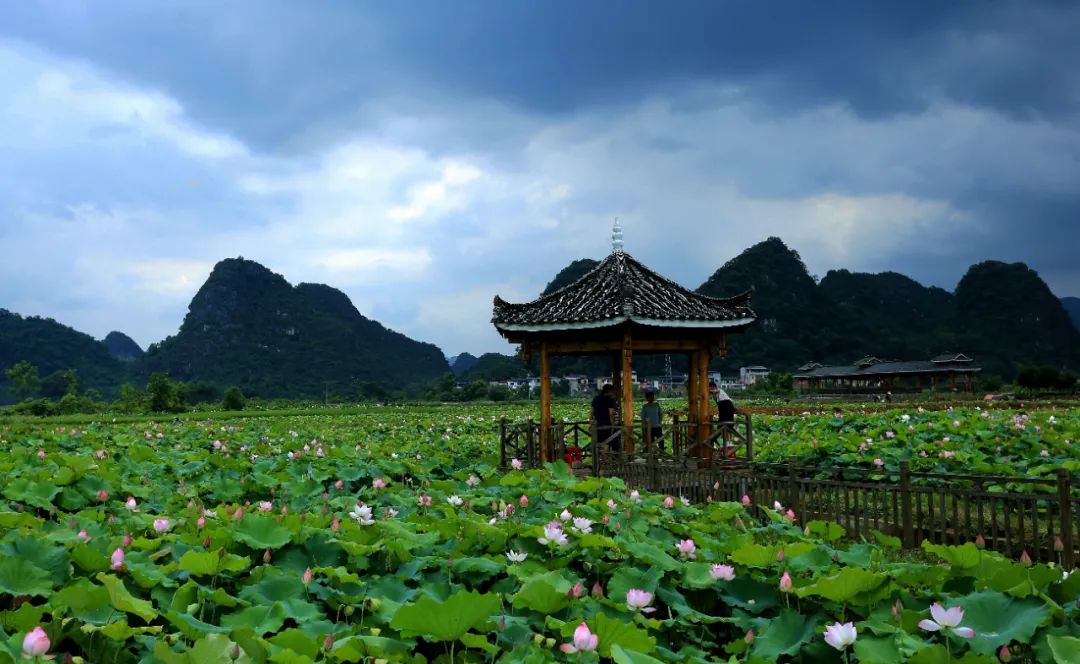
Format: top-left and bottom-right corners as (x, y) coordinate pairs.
(1, 404), (1079, 663)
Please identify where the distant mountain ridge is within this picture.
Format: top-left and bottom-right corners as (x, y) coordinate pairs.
(541, 237), (1079, 379)
(103, 331), (143, 362)
(139, 258), (449, 399)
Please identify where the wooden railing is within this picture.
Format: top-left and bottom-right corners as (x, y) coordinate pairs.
(498, 419), (1079, 567)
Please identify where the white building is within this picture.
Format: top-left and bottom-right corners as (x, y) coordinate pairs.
(740, 366), (770, 385)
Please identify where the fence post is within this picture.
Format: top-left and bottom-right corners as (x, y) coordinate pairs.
(1059, 469), (1074, 570)
(745, 413), (754, 461)
(499, 417), (507, 468)
(901, 461), (914, 549)
(590, 420), (600, 476)
(788, 457), (800, 518)
(526, 417), (535, 468)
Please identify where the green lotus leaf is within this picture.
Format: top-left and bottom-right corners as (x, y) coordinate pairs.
(179, 549), (251, 576)
(233, 516), (294, 550)
(80, 618), (163, 641)
(853, 636), (904, 664)
(390, 589), (500, 642)
(922, 542), (983, 570)
(96, 572), (158, 622)
(1048, 635), (1080, 664)
(165, 610), (233, 641)
(624, 542), (682, 571)
(957, 590), (1052, 655)
(449, 556), (503, 581)
(512, 571), (572, 614)
(751, 609), (818, 659)
(2, 478), (60, 509)
(221, 604), (288, 636)
(591, 611), (655, 658)
(0, 602), (46, 633)
(0, 557), (53, 597)
(268, 629), (319, 659)
(50, 578), (114, 624)
(0, 536), (68, 586)
(796, 567), (887, 605)
(730, 543), (784, 568)
(610, 644), (666, 664)
(805, 520), (846, 542)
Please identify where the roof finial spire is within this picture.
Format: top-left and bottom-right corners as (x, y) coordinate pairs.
(611, 217), (624, 253)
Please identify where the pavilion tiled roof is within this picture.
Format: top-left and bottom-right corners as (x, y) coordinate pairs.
(493, 251), (756, 333)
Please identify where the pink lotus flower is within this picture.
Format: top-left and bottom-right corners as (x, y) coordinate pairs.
(560, 622), (598, 653)
(302, 567), (313, 585)
(334, 480), (344, 490)
(874, 458), (884, 467)
(372, 478), (387, 489)
(538, 521), (568, 547)
(78, 529), (91, 542)
(710, 564), (735, 581)
(567, 582), (584, 598)
(999, 645), (1012, 662)
(675, 539), (697, 559)
(823, 621), (857, 651)
(152, 519), (171, 533)
(257, 501), (273, 512)
(418, 494), (432, 508)
(96, 490), (109, 502)
(122, 534), (132, 547)
(510, 458), (523, 470)
(629, 490), (641, 502)
(233, 507), (244, 520)
(779, 572), (793, 592)
(663, 496), (675, 508)
(918, 603), (975, 638)
(125, 496), (138, 511)
(21, 626), (50, 658)
(626, 588), (655, 613)
(785, 509), (796, 522)
(110, 548), (125, 571)
(519, 494), (529, 507)
(466, 474), (480, 487)
(741, 495), (751, 506)
(37, 450), (46, 459)
(197, 516), (206, 529)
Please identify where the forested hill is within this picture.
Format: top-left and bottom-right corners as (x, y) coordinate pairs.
(542, 238), (1079, 379)
(0, 310), (129, 401)
(138, 258), (449, 399)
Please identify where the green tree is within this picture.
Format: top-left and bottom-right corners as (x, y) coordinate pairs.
(147, 373), (187, 413)
(462, 380), (489, 401)
(221, 386), (246, 411)
(63, 368), (80, 396)
(4, 360), (39, 400)
(115, 383), (145, 413)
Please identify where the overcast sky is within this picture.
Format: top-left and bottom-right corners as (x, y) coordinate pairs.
(2, 1), (1078, 356)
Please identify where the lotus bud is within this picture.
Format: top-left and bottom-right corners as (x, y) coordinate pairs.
(776, 548), (785, 562)
(344, 605), (355, 616)
(122, 534), (132, 547)
(231, 643), (241, 659)
(803, 526), (810, 536)
(1020, 550), (1032, 567)
(744, 629), (755, 644)
(323, 634), (334, 651)
(891, 599), (903, 621)
(497, 616), (506, 631)
(591, 582), (604, 599)
(107, 515), (115, 525)
(218, 548), (225, 558)
(302, 567), (313, 585)
(1055, 537), (1064, 552)
(368, 598), (381, 610)
(519, 495), (528, 507)
(197, 516), (206, 529)
(263, 549), (272, 563)
(975, 534), (986, 549)
(998, 645), (1012, 662)
(567, 582), (584, 598)
(734, 517), (744, 529)
(331, 518), (340, 530)
(779, 572), (793, 592)
(97, 490), (109, 502)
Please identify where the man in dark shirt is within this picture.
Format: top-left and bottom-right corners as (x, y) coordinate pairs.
(591, 383), (620, 453)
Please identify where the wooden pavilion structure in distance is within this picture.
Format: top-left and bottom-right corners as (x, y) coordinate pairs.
(491, 222), (757, 463)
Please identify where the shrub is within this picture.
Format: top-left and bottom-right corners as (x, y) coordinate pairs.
(221, 386), (246, 411)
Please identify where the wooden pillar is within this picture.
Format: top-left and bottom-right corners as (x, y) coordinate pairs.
(697, 344), (712, 463)
(687, 350), (700, 443)
(540, 342), (551, 463)
(621, 328), (634, 453)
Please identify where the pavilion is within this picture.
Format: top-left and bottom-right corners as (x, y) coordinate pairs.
(491, 222), (757, 464)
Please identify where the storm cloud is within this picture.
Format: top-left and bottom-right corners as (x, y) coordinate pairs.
(1, 1), (1077, 355)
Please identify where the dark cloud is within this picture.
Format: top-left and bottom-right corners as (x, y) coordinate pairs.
(4, 0), (1078, 152)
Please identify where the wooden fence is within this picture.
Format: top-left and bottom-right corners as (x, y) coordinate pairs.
(499, 419), (1078, 568)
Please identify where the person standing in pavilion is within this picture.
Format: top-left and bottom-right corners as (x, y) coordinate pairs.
(640, 388), (664, 453)
(591, 383), (620, 454)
